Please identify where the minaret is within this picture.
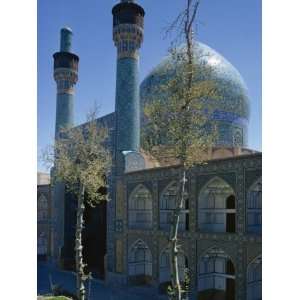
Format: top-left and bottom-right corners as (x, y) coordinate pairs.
(112, 0), (145, 173)
(52, 28), (79, 263)
(53, 27), (79, 139)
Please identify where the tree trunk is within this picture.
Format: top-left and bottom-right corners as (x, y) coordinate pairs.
(75, 184), (86, 300)
(169, 168), (187, 300)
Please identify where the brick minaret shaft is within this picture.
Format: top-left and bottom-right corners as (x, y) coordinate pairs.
(52, 28), (79, 263)
(112, 0), (145, 174)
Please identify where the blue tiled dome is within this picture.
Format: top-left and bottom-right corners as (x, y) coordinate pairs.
(140, 42), (250, 148)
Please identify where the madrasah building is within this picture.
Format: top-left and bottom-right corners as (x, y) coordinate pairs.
(50, 1), (262, 299)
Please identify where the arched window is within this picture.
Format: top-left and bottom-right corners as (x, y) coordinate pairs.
(198, 247), (235, 300)
(128, 185), (152, 229)
(38, 194), (48, 221)
(198, 177), (236, 233)
(247, 179), (262, 233)
(160, 181), (189, 231)
(159, 248), (188, 283)
(247, 256), (262, 300)
(37, 232), (47, 255)
(38, 194), (48, 210)
(128, 240), (152, 285)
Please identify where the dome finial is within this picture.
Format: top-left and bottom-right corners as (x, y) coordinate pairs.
(121, 0), (135, 3)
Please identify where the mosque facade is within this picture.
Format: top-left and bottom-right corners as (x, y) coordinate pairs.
(50, 1), (261, 299)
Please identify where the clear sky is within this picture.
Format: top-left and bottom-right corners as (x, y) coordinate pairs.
(38, 0), (261, 172)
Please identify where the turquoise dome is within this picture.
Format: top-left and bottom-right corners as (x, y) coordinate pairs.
(140, 42), (250, 148)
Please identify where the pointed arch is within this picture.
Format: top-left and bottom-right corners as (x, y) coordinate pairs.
(159, 246), (188, 284)
(247, 255), (262, 300)
(247, 177), (262, 233)
(128, 239), (153, 285)
(160, 181), (189, 231)
(37, 231), (47, 256)
(198, 177), (236, 233)
(38, 193), (48, 209)
(37, 193), (48, 221)
(160, 181), (178, 209)
(197, 247), (235, 300)
(128, 184), (153, 229)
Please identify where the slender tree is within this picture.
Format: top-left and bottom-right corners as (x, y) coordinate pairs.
(143, 1), (219, 299)
(43, 109), (111, 300)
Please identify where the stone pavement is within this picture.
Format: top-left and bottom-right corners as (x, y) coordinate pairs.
(37, 262), (167, 300)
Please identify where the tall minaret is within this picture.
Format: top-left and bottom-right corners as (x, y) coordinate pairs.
(112, 0), (145, 173)
(53, 27), (79, 139)
(52, 28), (79, 263)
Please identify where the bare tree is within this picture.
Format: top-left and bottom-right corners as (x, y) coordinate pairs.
(43, 109), (111, 300)
(143, 1), (219, 299)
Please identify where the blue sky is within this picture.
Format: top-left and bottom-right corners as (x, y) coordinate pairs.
(38, 0), (261, 172)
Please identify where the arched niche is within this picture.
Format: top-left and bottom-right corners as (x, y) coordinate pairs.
(198, 247), (235, 300)
(158, 247), (188, 293)
(247, 256), (262, 300)
(38, 194), (48, 209)
(37, 232), (47, 256)
(128, 184), (153, 229)
(128, 239), (153, 285)
(247, 178), (262, 233)
(198, 177), (236, 233)
(38, 193), (48, 221)
(160, 181), (189, 231)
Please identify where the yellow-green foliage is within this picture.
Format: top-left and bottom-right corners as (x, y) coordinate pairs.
(44, 110), (111, 205)
(143, 44), (219, 168)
